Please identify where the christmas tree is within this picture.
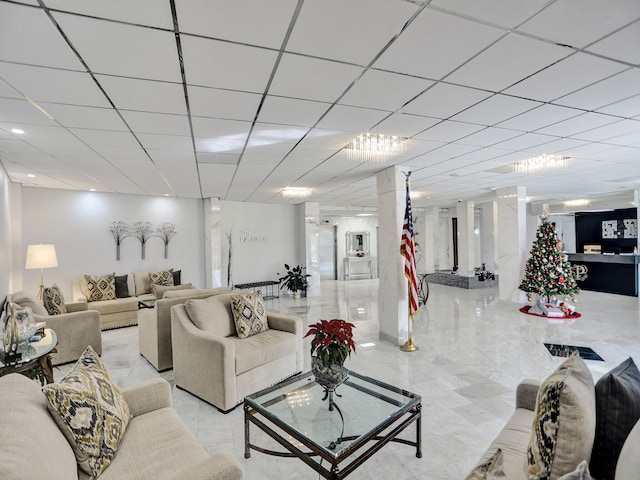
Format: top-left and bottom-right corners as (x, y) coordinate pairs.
(519, 216), (580, 302)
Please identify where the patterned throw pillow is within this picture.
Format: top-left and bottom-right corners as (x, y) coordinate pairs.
(465, 448), (505, 479)
(42, 346), (131, 477)
(42, 284), (67, 315)
(558, 461), (592, 480)
(230, 292), (268, 339)
(148, 270), (174, 287)
(590, 357), (640, 480)
(84, 273), (116, 302)
(527, 354), (596, 480)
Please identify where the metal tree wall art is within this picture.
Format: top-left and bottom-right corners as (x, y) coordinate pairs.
(131, 221), (155, 260)
(156, 222), (177, 259)
(109, 221), (131, 261)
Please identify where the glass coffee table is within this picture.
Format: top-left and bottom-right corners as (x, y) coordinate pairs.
(244, 370), (421, 479)
(0, 328), (58, 384)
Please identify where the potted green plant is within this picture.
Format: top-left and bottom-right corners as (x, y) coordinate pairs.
(305, 319), (356, 392)
(277, 264), (311, 298)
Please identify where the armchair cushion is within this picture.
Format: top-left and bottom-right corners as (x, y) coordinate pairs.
(185, 294), (237, 337)
(233, 329), (297, 375)
(43, 283), (67, 315)
(11, 291), (48, 316)
(42, 346), (132, 477)
(84, 273), (116, 302)
(231, 292), (268, 338)
(527, 354), (595, 480)
(152, 282), (192, 299)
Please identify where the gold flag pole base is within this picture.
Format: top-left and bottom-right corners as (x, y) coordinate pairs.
(400, 333), (419, 352)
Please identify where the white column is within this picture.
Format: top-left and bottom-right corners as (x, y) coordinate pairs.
(479, 201), (497, 273)
(377, 166), (407, 346)
(456, 201), (475, 277)
(302, 202), (320, 293)
(496, 186), (527, 302)
(204, 198), (222, 288)
(422, 206), (437, 273)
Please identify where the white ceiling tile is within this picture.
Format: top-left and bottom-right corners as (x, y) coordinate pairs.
(120, 111), (191, 136)
(270, 54), (363, 103)
(258, 96), (329, 127)
(452, 95), (542, 126)
(175, 0), (298, 49)
(596, 94), (640, 118)
(96, 75), (187, 115)
(447, 34), (570, 91)
(298, 129), (358, 149)
(198, 163), (237, 197)
(70, 128), (139, 148)
(556, 68), (640, 111)
(374, 9), (504, 79)
(147, 150), (196, 169)
(518, 0), (640, 48)
(0, 3), (83, 70)
(188, 86), (261, 121)
(0, 98), (57, 126)
(414, 121), (485, 143)
(0, 78), (21, 99)
(91, 146), (147, 162)
(340, 70), (433, 112)
(287, 0), (417, 64)
(371, 113), (440, 138)
(197, 152), (240, 165)
(492, 133), (556, 151)
(402, 83), (492, 120)
(570, 119), (640, 142)
(426, 143), (482, 159)
(41, 103), (127, 131)
(45, 0), (174, 29)
(535, 113), (620, 137)
(181, 36), (277, 93)
(191, 117), (251, 142)
(586, 21), (640, 65)
(315, 105), (390, 132)
(532, 138), (590, 155)
(504, 53), (628, 102)
(497, 104), (582, 132)
(248, 124), (308, 151)
(137, 133), (192, 151)
(429, 0), (550, 29)
(287, 145), (336, 161)
(601, 130), (640, 148)
(0, 63), (109, 107)
(52, 13), (182, 82)
(457, 127), (522, 147)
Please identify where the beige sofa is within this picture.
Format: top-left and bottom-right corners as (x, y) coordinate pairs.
(0, 373), (243, 480)
(138, 287), (232, 371)
(171, 292), (303, 412)
(12, 291), (102, 366)
(467, 355), (640, 479)
(72, 271), (181, 330)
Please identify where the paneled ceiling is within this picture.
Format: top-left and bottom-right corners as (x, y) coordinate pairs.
(1, 0), (639, 209)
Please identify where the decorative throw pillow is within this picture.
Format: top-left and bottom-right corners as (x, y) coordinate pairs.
(42, 284), (67, 315)
(12, 291), (49, 316)
(590, 357), (640, 480)
(465, 448), (505, 479)
(84, 273), (116, 302)
(230, 292), (268, 339)
(152, 283), (192, 299)
(172, 269), (181, 285)
(527, 354), (596, 480)
(558, 461), (592, 480)
(149, 270), (174, 287)
(114, 274), (130, 298)
(42, 346), (131, 477)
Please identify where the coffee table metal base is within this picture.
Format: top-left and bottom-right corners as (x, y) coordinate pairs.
(244, 393), (421, 480)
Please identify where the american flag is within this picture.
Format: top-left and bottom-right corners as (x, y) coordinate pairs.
(401, 181), (419, 318)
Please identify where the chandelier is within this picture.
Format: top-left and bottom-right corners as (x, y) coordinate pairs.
(346, 133), (407, 163)
(512, 154), (569, 174)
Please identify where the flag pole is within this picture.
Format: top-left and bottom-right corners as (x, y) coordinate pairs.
(400, 171), (419, 352)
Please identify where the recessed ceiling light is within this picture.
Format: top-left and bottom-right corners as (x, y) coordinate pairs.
(164, 194), (170, 197)
(564, 199), (589, 207)
(11, 128), (24, 135)
(89, 188), (96, 192)
(27, 173), (36, 178)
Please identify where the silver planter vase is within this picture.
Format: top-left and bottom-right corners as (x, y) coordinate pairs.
(311, 356), (348, 391)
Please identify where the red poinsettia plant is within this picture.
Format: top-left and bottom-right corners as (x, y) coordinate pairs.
(305, 319), (356, 367)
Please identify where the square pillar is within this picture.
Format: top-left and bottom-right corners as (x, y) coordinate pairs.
(456, 201), (475, 277)
(496, 186), (527, 302)
(302, 202), (320, 293)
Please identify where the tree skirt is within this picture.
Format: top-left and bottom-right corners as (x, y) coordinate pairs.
(519, 305), (581, 319)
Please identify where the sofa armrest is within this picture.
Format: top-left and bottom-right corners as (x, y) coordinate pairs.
(40, 309), (103, 364)
(267, 312), (302, 337)
(66, 301), (88, 312)
(516, 379), (541, 411)
(173, 453), (243, 480)
(121, 377), (172, 417)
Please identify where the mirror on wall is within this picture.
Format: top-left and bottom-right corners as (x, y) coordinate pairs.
(346, 231), (370, 257)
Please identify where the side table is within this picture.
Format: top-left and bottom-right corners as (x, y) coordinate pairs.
(0, 328), (58, 385)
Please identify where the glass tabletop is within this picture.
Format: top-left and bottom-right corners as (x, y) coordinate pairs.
(0, 328), (58, 367)
(245, 370), (420, 459)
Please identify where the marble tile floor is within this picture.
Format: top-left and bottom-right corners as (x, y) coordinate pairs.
(55, 280), (640, 479)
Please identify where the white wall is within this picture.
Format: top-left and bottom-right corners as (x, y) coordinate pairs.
(20, 188), (205, 300)
(219, 200), (300, 286)
(0, 166), (22, 301)
(550, 214), (577, 253)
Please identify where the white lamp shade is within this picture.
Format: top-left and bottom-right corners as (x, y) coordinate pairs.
(25, 244), (58, 269)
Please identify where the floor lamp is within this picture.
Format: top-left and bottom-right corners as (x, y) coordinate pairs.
(25, 244), (58, 299)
